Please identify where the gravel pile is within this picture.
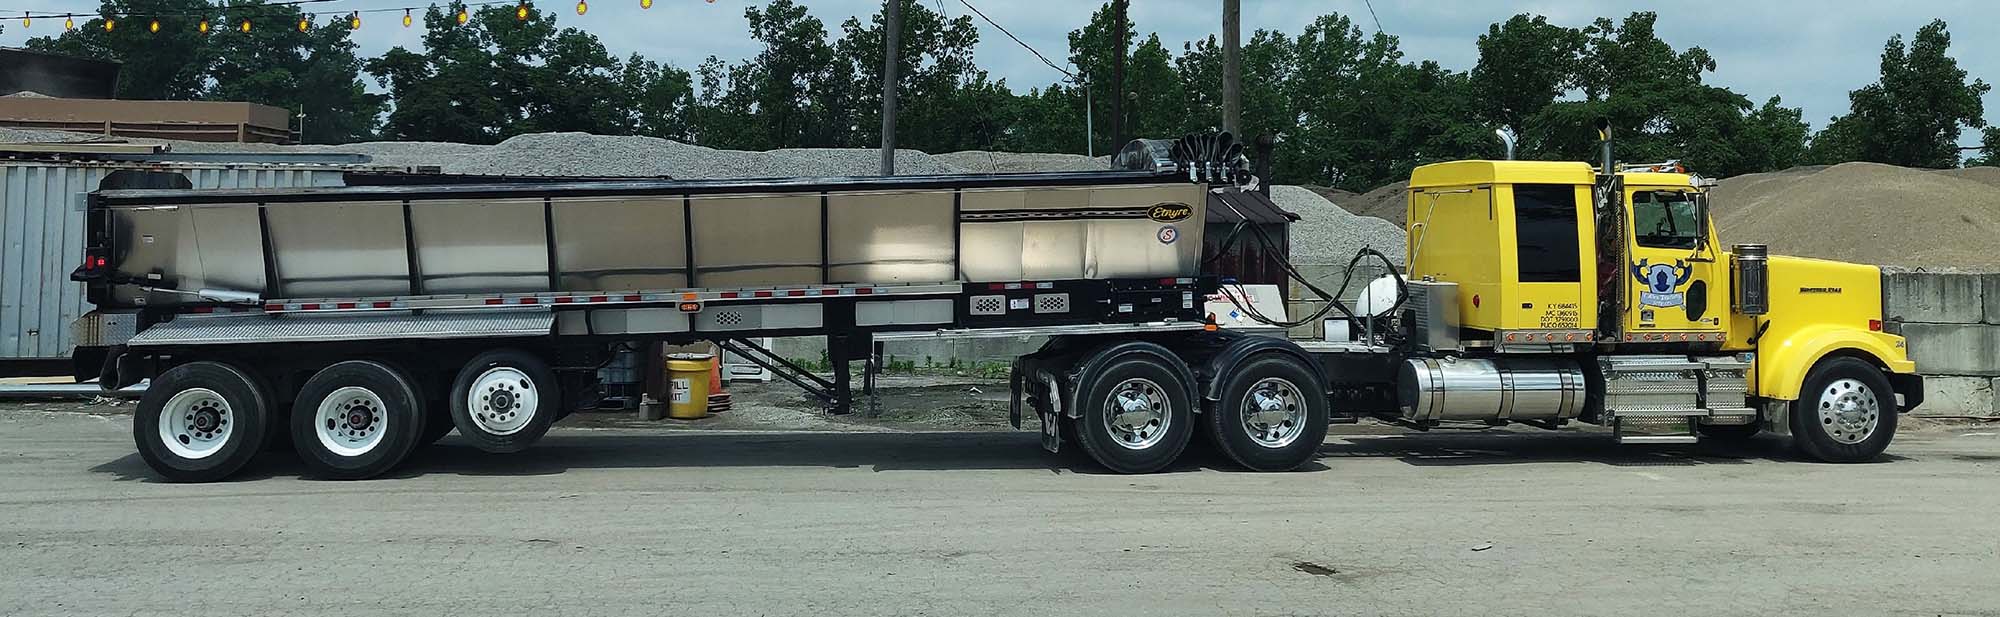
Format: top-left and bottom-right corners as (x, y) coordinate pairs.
(1312, 181), (1409, 224)
(0, 127), (102, 143)
(1270, 185), (1406, 267)
(1710, 162), (2000, 268)
(935, 150), (1108, 173)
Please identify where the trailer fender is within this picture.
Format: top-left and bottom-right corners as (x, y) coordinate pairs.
(1198, 336), (1324, 410)
(1756, 325), (1915, 402)
(1069, 340), (1198, 420)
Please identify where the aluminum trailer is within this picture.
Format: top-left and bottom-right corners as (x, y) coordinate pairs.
(73, 136), (1322, 481)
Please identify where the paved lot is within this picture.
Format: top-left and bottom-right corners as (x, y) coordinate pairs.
(2, 404), (1998, 617)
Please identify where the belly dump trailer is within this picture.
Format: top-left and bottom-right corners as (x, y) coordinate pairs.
(66, 133), (1924, 482)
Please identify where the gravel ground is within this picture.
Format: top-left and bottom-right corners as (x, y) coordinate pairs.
(1270, 184), (1407, 267)
(3, 402), (1998, 616)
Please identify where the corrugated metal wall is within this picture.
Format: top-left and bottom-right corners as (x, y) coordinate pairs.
(1, 162), (354, 362)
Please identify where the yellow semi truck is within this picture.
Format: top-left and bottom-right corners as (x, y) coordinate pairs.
(1382, 153), (1920, 462)
(76, 132), (1919, 481)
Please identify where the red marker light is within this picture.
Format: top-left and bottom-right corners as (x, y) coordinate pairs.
(1868, 319), (1884, 332)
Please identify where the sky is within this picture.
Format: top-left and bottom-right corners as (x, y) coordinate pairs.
(2, 0), (1996, 148)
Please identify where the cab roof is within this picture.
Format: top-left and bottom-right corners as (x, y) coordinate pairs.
(1408, 160), (1595, 189)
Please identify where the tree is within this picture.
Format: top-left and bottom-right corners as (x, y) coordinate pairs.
(1809, 20), (1990, 168)
(835, 0), (1004, 153)
(620, 54), (696, 140)
(1969, 127), (2000, 168)
(1468, 14), (1586, 156)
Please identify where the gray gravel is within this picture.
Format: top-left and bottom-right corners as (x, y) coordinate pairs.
(1270, 184), (1407, 266)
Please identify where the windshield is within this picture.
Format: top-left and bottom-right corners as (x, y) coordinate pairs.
(1631, 190), (1702, 249)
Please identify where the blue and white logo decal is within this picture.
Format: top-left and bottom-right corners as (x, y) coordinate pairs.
(1631, 259), (1693, 308)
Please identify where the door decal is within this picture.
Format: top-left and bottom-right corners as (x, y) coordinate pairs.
(1631, 259), (1693, 308)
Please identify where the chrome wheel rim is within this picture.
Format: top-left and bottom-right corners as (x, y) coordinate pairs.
(1103, 377), (1169, 450)
(159, 388), (232, 460)
(1240, 377), (1305, 448)
(467, 367), (537, 436)
(1817, 378), (1880, 445)
(315, 386), (388, 457)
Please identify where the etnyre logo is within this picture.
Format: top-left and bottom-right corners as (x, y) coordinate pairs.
(1147, 203), (1193, 223)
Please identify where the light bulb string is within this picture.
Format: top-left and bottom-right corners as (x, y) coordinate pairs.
(2, 0), (611, 24)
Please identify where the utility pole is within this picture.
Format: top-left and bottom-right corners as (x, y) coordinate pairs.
(1221, 0), (1241, 137)
(879, 0), (902, 175)
(1109, 0), (1128, 150)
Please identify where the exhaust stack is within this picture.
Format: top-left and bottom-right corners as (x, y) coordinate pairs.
(1494, 126), (1517, 160)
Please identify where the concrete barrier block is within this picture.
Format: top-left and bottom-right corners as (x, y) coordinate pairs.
(1983, 274), (2000, 325)
(1882, 271), (1984, 324)
(1901, 323), (2000, 376)
(1913, 376), (1996, 417)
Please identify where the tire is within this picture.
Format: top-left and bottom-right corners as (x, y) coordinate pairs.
(449, 349), (562, 454)
(133, 361), (272, 483)
(1697, 422), (1761, 441)
(1072, 352), (1194, 474)
(290, 360), (427, 480)
(1788, 357), (1897, 463)
(1207, 355), (1328, 471)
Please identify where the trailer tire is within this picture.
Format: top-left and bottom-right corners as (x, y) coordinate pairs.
(1073, 353), (1193, 474)
(1789, 357), (1896, 463)
(134, 361), (272, 483)
(1207, 355), (1328, 471)
(449, 349), (561, 454)
(291, 361), (427, 480)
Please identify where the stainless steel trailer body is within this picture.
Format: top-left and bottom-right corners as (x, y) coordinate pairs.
(72, 135), (1285, 481)
(0, 158), (379, 374)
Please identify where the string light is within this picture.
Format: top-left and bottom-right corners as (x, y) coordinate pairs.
(403, 8), (412, 27)
(149, 18), (158, 32)
(639, 0), (650, 8)
(349, 11), (359, 29)
(103, 18), (113, 31)
(456, 7), (469, 25)
(574, 0), (585, 15)
(64, 15), (72, 30)
(298, 14), (309, 31)
(240, 17), (250, 31)
(198, 18), (209, 33)
(515, 2), (527, 20)
(19, 13), (27, 28)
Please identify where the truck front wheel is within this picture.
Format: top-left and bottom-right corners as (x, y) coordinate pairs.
(134, 361), (272, 482)
(1789, 357), (1896, 463)
(1208, 355), (1328, 471)
(291, 360), (428, 479)
(1073, 353), (1193, 474)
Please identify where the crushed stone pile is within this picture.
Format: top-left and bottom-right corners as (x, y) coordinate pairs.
(934, 150), (1108, 174)
(1709, 162), (2000, 269)
(1312, 181), (1409, 225)
(1269, 185), (1406, 267)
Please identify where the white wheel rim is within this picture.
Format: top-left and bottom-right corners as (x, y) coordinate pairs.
(467, 367), (538, 436)
(1817, 377), (1880, 445)
(315, 386), (389, 457)
(1240, 377), (1306, 448)
(159, 388), (233, 460)
(1102, 377), (1169, 450)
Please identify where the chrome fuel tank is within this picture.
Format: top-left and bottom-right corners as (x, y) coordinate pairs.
(1398, 357), (1587, 423)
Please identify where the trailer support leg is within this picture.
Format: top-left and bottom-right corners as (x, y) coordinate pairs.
(828, 334), (854, 416)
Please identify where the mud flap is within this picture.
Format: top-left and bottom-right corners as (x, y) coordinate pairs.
(1008, 359), (1026, 430)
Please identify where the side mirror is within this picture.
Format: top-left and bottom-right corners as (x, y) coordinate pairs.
(1693, 192), (1713, 251)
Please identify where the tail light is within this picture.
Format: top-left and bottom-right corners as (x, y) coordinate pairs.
(1868, 319), (1884, 332)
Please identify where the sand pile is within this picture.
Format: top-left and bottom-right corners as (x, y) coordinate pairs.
(1711, 162), (2000, 268)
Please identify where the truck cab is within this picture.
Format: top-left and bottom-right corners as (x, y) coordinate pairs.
(1400, 159), (1921, 461)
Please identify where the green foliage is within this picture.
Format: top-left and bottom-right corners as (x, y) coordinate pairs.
(20, 2), (1991, 181)
(1808, 20), (1990, 168)
(1970, 127), (2000, 168)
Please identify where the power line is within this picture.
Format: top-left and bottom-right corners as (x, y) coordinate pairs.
(1359, 0), (1383, 33)
(957, 0), (1074, 81)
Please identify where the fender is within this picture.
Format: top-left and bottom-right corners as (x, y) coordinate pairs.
(1068, 340), (1199, 420)
(1198, 333), (1325, 406)
(1755, 324), (1916, 400)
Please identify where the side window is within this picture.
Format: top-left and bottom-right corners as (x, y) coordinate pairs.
(1511, 184), (1581, 283)
(1632, 191), (1701, 249)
